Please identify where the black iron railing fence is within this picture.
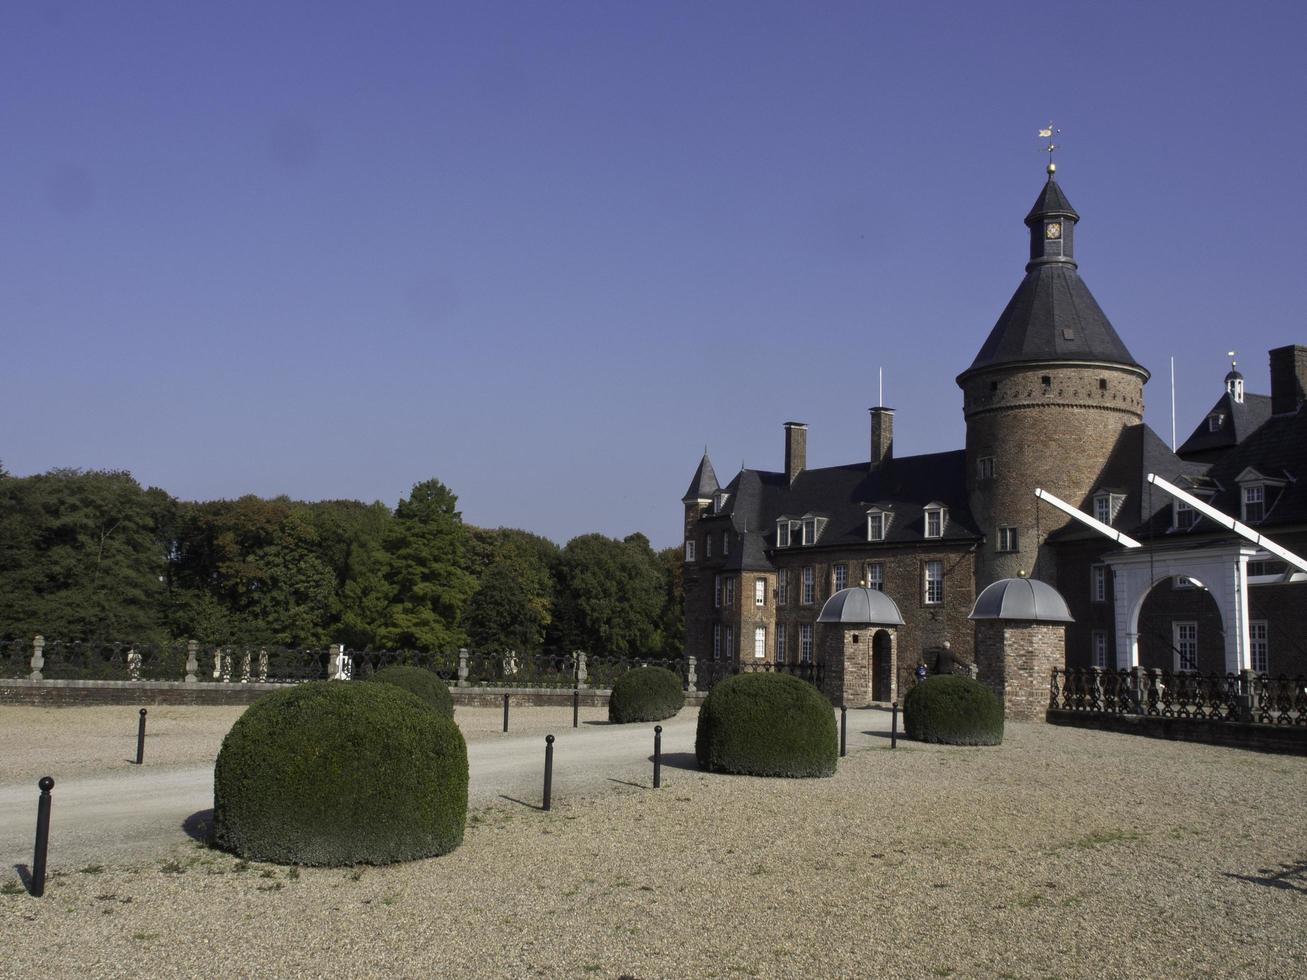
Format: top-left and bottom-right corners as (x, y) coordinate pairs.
(4, 637), (826, 694)
(1051, 667), (1307, 727)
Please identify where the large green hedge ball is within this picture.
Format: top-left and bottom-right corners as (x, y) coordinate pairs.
(903, 675), (1004, 746)
(368, 664), (455, 717)
(695, 672), (837, 777)
(213, 681), (468, 865)
(609, 665), (685, 723)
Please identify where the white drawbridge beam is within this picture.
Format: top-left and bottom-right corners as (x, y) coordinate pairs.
(1146, 473), (1307, 575)
(1033, 488), (1143, 548)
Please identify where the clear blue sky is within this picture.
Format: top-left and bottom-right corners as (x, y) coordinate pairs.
(4, 1), (1305, 548)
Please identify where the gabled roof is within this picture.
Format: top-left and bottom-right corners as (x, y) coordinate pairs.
(1176, 391), (1272, 460)
(960, 263), (1146, 379)
(681, 453), (720, 503)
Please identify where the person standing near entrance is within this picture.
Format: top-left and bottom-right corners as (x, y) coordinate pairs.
(914, 662), (927, 684)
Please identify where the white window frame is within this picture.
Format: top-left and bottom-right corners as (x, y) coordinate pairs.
(1250, 620), (1268, 674)
(799, 623), (813, 663)
(924, 507), (946, 539)
(685, 539), (696, 562)
(778, 571), (788, 605)
(866, 561), (884, 591)
(1242, 485), (1265, 523)
(833, 563), (848, 592)
(753, 625), (766, 659)
(1091, 564), (1106, 603)
(1093, 493), (1124, 525)
(1173, 499), (1197, 530)
(714, 574), (722, 608)
(754, 578), (766, 607)
(924, 560), (943, 605)
(997, 526), (1019, 552)
(712, 624), (721, 660)
(775, 624), (787, 663)
(801, 566), (815, 605)
(1173, 621), (1198, 672)
(776, 520), (790, 548)
(725, 625), (734, 660)
(1091, 630), (1108, 668)
(801, 518), (817, 546)
(867, 510), (889, 542)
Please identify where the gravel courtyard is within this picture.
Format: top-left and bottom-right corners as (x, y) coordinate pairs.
(2, 705), (1305, 979)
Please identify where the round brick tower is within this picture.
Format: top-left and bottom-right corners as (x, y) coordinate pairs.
(958, 166), (1149, 588)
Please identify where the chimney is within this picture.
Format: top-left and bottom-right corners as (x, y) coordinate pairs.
(784, 422), (807, 485)
(869, 407), (894, 470)
(1269, 345), (1307, 415)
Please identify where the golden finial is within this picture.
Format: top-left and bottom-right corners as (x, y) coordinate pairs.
(1038, 121), (1061, 174)
(1227, 350), (1238, 370)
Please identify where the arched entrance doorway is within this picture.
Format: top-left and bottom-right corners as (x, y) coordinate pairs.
(871, 629), (894, 702)
(1135, 577), (1226, 674)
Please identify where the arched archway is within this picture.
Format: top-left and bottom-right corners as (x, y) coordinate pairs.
(871, 629), (895, 702)
(1134, 577), (1226, 673)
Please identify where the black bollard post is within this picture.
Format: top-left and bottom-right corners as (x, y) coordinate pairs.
(32, 776), (54, 898)
(890, 700), (898, 749)
(653, 725), (662, 789)
(840, 705), (847, 758)
(542, 734), (555, 811)
(135, 708), (147, 765)
(573, 688), (579, 729)
(503, 693), (509, 733)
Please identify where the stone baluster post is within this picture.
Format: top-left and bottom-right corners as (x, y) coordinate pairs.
(185, 640), (198, 683)
(328, 644), (341, 681)
(457, 648), (469, 687)
(1237, 668), (1257, 723)
(30, 635), (45, 681)
(576, 650), (588, 689)
(685, 655), (697, 693)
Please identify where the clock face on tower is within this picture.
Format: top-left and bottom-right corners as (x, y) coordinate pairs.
(1045, 222), (1063, 240)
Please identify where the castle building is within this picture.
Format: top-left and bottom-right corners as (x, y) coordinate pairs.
(682, 166), (1307, 697)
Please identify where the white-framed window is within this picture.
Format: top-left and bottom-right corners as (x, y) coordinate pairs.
(924, 560), (943, 605)
(866, 561), (884, 591)
(1092, 630), (1108, 668)
(1173, 500), (1197, 530)
(924, 506), (946, 538)
(722, 531), (730, 555)
(833, 563), (848, 592)
(725, 576), (735, 607)
(778, 571), (788, 605)
(1093, 493), (1125, 525)
(754, 625), (766, 659)
(977, 456), (994, 480)
(801, 518), (817, 545)
(706, 534), (713, 558)
(1091, 564), (1106, 603)
(725, 625), (734, 660)
(997, 526), (1019, 552)
(801, 566), (815, 605)
(776, 520), (790, 548)
(712, 624), (721, 660)
(1243, 485), (1265, 523)
(713, 491), (730, 514)
(775, 624), (787, 663)
(714, 574), (722, 608)
(754, 578), (766, 607)
(1207, 412), (1224, 432)
(685, 539), (696, 562)
(867, 510), (888, 542)
(799, 623), (813, 663)
(1250, 620), (1269, 674)
(1174, 621), (1198, 672)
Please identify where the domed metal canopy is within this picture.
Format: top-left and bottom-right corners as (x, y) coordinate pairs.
(816, 587), (905, 627)
(968, 578), (1074, 622)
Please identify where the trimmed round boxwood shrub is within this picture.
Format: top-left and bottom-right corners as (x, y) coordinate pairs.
(368, 665), (455, 717)
(213, 681), (468, 866)
(902, 675), (1004, 746)
(609, 665), (685, 723)
(695, 672), (837, 778)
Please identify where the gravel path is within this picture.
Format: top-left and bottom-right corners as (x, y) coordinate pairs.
(2, 705), (1305, 979)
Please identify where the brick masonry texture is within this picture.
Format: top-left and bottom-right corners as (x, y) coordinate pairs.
(975, 620), (1067, 722)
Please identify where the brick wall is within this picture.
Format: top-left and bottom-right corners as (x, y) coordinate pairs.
(975, 620), (1066, 722)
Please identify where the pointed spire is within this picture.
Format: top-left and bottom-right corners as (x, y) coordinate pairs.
(682, 452), (720, 503)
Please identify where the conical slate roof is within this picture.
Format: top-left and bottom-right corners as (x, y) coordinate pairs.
(681, 453), (720, 502)
(1025, 177), (1078, 223)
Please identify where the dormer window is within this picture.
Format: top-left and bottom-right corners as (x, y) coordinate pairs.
(1243, 485), (1265, 523)
(801, 518), (817, 545)
(923, 505), (947, 539)
(1173, 499), (1198, 530)
(775, 520), (790, 548)
(867, 509), (890, 542)
(1092, 492), (1125, 526)
(713, 491), (730, 514)
(1207, 412), (1224, 433)
(1236, 468), (1285, 525)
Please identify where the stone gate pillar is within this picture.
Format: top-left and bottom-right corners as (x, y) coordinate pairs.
(969, 577), (1074, 723)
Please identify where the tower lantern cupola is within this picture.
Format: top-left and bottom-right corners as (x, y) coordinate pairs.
(1025, 169), (1079, 269)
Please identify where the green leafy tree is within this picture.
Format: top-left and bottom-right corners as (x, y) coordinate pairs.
(378, 479), (476, 651)
(462, 527), (560, 653)
(552, 532), (665, 656)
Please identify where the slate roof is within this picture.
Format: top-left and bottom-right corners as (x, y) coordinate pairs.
(1024, 176), (1079, 223)
(681, 453), (720, 502)
(1175, 391), (1272, 460)
(705, 451), (980, 572)
(1199, 406), (1307, 528)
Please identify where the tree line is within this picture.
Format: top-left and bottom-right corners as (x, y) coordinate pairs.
(0, 465), (684, 657)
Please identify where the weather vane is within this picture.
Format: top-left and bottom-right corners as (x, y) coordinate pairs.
(1228, 350), (1238, 370)
(1038, 121), (1061, 173)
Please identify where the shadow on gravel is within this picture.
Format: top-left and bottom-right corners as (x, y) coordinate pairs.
(183, 809), (214, 844)
(12, 863), (33, 895)
(499, 794), (545, 812)
(582, 720), (613, 726)
(1225, 860), (1307, 894)
(653, 751), (699, 772)
(606, 777), (645, 790)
